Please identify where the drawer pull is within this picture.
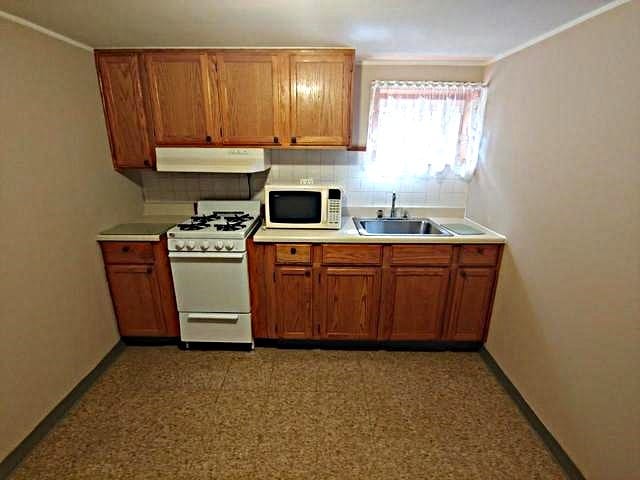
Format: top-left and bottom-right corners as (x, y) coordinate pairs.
(121, 246), (130, 253)
(477, 248), (485, 254)
(290, 247), (297, 255)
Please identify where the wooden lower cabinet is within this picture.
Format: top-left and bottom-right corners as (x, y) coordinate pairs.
(106, 264), (167, 336)
(274, 266), (313, 339)
(444, 267), (496, 341)
(252, 243), (502, 343)
(100, 239), (179, 339)
(379, 267), (450, 341)
(320, 267), (380, 340)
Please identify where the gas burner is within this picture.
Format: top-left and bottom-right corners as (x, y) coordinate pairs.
(191, 213), (220, 223)
(178, 222), (210, 231)
(224, 213), (254, 222)
(215, 223), (246, 231)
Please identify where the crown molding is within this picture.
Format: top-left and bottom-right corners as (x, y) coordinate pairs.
(358, 58), (490, 67)
(488, 0), (631, 64)
(0, 9), (93, 51)
(95, 45), (354, 51)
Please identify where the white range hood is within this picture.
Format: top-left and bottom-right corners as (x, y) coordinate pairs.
(155, 147), (271, 173)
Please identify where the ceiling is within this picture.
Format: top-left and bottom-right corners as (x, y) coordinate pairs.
(0, 0), (617, 60)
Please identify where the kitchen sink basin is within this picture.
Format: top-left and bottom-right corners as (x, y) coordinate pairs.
(353, 217), (453, 236)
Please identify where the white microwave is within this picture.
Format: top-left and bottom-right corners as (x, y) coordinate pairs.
(264, 185), (342, 229)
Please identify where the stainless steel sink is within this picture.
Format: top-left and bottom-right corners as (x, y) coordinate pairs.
(353, 217), (453, 236)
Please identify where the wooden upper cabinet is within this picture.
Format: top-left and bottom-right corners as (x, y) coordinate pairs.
(144, 52), (218, 145)
(445, 267), (496, 341)
(217, 53), (283, 145)
(289, 52), (354, 146)
(95, 53), (152, 168)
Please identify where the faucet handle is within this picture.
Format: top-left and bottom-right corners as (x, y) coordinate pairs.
(376, 209), (384, 219)
(402, 209), (409, 219)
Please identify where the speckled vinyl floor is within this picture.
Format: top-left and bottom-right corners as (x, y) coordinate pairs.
(9, 347), (566, 480)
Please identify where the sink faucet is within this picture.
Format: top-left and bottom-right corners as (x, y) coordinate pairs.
(390, 192), (397, 218)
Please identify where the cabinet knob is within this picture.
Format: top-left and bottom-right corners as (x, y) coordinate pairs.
(477, 247), (485, 254)
(460, 270), (467, 278)
(290, 247), (297, 255)
(305, 271), (311, 277)
(273, 136), (279, 144)
(143, 159), (150, 167)
(146, 267), (152, 274)
(205, 135), (212, 143)
(121, 246), (130, 253)
(291, 136), (297, 144)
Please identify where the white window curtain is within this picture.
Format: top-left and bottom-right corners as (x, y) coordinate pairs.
(365, 80), (487, 181)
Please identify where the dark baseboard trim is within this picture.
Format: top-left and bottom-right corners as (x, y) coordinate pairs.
(254, 338), (482, 351)
(479, 347), (586, 480)
(0, 341), (126, 479)
(121, 336), (178, 346)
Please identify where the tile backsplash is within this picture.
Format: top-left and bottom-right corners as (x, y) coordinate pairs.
(141, 150), (468, 208)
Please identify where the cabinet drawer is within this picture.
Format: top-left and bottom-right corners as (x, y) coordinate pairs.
(275, 244), (312, 264)
(322, 244), (382, 265)
(101, 241), (155, 264)
(390, 245), (452, 266)
(459, 245), (499, 266)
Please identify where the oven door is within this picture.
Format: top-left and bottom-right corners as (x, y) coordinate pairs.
(266, 190), (326, 228)
(168, 252), (250, 313)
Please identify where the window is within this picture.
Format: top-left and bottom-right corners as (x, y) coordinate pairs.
(365, 81), (487, 181)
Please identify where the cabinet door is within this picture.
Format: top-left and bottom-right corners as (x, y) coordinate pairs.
(320, 267), (380, 340)
(106, 264), (168, 337)
(96, 54), (152, 168)
(274, 266), (313, 339)
(144, 53), (216, 145)
(380, 267), (450, 341)
(217, 53), (282, 145)
(445, 268), (496, 341)
(289, 53), (353, 146)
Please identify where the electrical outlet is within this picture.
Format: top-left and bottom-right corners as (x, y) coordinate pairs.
(299, 178), (314, 185)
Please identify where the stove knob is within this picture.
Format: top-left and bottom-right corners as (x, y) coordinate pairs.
(224, 241), (234, 251)
(186, 241), (196, 250)
(201, 241), (210, 251)
(214, 241), (224, 251)
(175, 240), (185, 250)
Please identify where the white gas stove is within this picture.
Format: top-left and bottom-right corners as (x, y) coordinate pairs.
(167, 200), (261, 349)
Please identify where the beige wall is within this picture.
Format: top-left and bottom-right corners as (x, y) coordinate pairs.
(467, 3), (640, 479)
(0, 19), (143, 460)
(351, 63), (485, 146)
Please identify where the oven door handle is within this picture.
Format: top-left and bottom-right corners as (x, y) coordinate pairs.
(168, 252), (245, 259)
(187, 313), (240, 322)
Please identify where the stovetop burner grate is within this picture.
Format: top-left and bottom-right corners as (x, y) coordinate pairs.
(176, 210), (256, 233)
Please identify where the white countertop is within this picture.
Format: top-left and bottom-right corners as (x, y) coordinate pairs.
(96, 215), (188, 242)
(253, 216), (506, 244)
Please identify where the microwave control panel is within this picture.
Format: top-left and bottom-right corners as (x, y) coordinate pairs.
(328, 188), (342, 226)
